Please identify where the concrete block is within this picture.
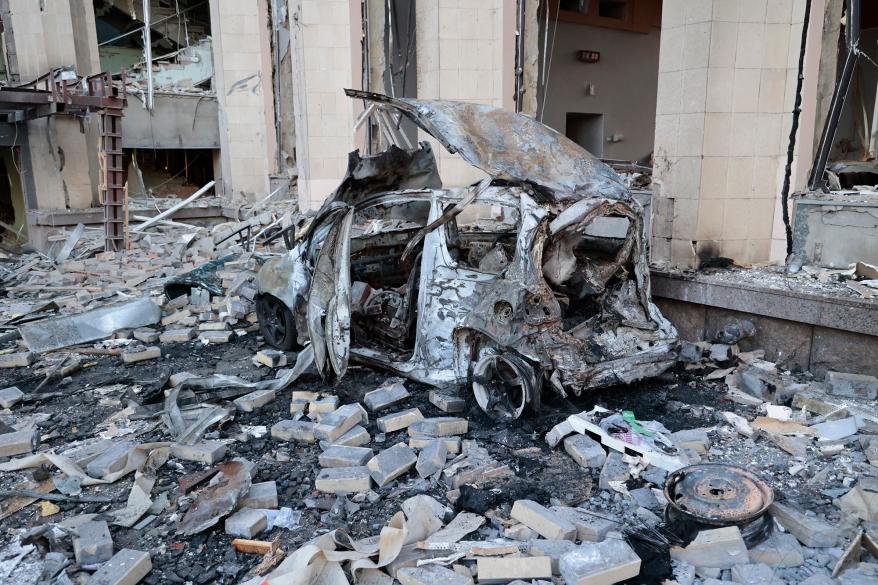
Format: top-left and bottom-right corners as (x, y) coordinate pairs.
(550, 506), (614, 542)
(376, 408), (423, 433)
(132, 328), (159, 343)
(169, 371), (197, 386)
(669, 526), (749, 569)
(416, 439), (448, 478)
(309, 396), (339, 413)
(563, 434), (607, 469)
(87, 548), (151, 585)
(198, 321), (229, 331)
(670, 428), (710, 453)
(559, 539), (641, 585)
(240, 481), (278, 509)
(546, 420), (574, 448)
(170, 441), (226, 464)
(367, 443), (417, 487)
(770, 502), (838, 547)
(529, 539), (577, 573)
(315, 466), (372, 493)
(398, 565), (473, 585)
(159, 328), (195, 343)
(0, 386), (24, 408)
(811, 416), (858, 441)
(73, 520), (113, 565)
(271, 419), (316, 443)
(86, 441), (133, 478)
(826, 370), (878, 400)
(364, 381), (410, 411)
(234, 389), (276, 412)
(747, 530), (804, 567)
(510, 499), (577, 540)
(121, 346), (161, 364)
(410, 436), (461, 454)
(428, 390), (465, 413)
(0, 351), (34, 368)
(314, 404), (367, 442)
(731, 563), (785, 585)
(319, 445), (373, 468)
(599, 452), (629, 490)
(199, 330), (233, 344)
(330, 425), (371, 447)
(255, 349), (287, 367)
(408, 417), (468, 437)
(476, 557), (552, 583)
(161, 308), (191, 325)
(225, 508), (267, 538)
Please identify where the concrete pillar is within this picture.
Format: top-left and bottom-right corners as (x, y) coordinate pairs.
(210, 0), (277, 203)
(288, 0), (361, 211)
(2, 0), (97, 211)
(414, 0), (518, 187)
(652, 0), (818, 268)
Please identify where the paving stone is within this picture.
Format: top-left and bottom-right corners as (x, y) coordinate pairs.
(170, 441), (226, 464)
(0, 386), (24, 408)
(289, 399), (309, 413)
(87, 548), (151, 585)
(731, 563), (785, 585)
(159, 328), (195, 343)
(310, 396), (339, 413)
(168, 371), (197, 386)
(86, 440), (134, 478)
(198, 321), (229, 331)
(559, 539), (641, 585)
(314, 404), (367, 442)
(545, 420), (574, 448)
(315, 466), (372, 493)
(233, 389), (276, 412)
(409, 436), (461, 454)
(416, 439), (448, 478)
(225, 508), (267, 538)
(641, 466), (668, 487)
(747, 529), (804, 567)
(240, 481), (278, 509)
(826, 370), (878, 400)
(476, 557), (552, 584)
(367, 443), (418, 487)
(121, 346), (161, 364)
(398, 565), (473, 585)
(563, 434), (607, 468)
(550, 506), (614, 542)
(671, 428), (710, 453)
(428, 390), (466, 413)
(811, 416), (858, 441)
(510, 499), (576, 540)
(599, 451), (629, 490)
(529, 539), (577, 572)
(132, 328), (159, 343)
(376, 408), (423, 433)
(770, 502), (838, 547)
(0, 351), (34, 369)
(364, 381), (410, 411)
(628, 487), (661, 511)
(330, 425), (371, 447)
(669, 526), (749, 569)
(199, 330), (233, 344)
(255, 349), (287, 367)
(408, 417), (468, 437)
(161, 308), (191, 325)
(319, 445), (373, 468)
(73, 520), (113, 565)
(271, 420), (316, 443)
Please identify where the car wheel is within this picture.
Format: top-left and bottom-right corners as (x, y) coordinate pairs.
(471, 350), (540, 420)
(256, 294), (299, 350)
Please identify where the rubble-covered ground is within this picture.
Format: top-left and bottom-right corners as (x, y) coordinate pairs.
(1, 218), (878, 585)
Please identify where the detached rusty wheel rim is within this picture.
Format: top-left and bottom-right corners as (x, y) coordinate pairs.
(664, 463), (774, 526)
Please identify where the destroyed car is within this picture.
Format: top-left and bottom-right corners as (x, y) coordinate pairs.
(255, 90), (678, 419)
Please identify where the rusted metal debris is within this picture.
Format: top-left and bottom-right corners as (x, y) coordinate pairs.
(255, 91), (678, 420)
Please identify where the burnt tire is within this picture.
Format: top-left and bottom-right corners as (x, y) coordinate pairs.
(256, 294), (299, 350)
(471, 350), (541, 420)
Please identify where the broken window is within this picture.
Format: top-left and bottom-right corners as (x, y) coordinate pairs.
(125, 148), (215, 199)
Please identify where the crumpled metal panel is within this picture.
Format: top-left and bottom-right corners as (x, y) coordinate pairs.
(345, 89), (628, 203)
(18, 298), (162, 353)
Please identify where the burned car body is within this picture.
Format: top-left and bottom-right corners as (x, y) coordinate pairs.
(255, 90), (678, 419)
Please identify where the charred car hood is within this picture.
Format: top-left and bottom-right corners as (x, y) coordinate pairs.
(346, 89), (628, 203)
